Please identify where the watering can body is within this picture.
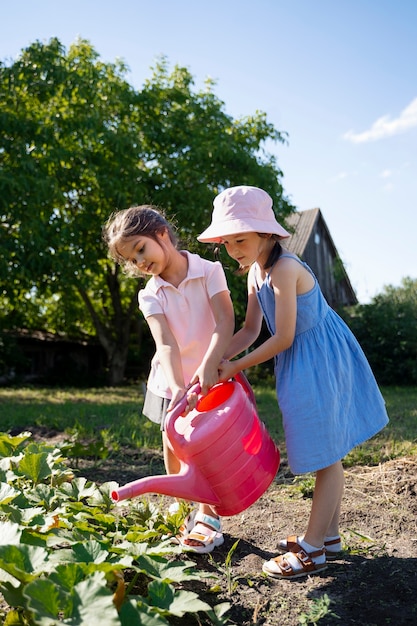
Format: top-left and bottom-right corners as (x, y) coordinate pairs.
(111, 373), (280, 516)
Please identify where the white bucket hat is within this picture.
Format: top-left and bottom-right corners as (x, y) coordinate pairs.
(198, 185), (290, 243)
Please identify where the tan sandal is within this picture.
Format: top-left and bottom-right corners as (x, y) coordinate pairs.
(278, 534), (343, 561)
(263, 540), (327, 579)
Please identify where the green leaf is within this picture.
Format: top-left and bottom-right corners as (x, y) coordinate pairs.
(147, 580), (212, 617)
(0, 521), (22, 545)
(0, 580), (26, 608)
(23, 578), (62, 626)
(146, 579), (174, 609)
(119, 599), (169, 625)
(0, 544), (49, 583)
(0, 483), (19, 504)
(59, 476), (98, 500)
(18, 450), (51, 483)
(48, 539), (109, 565)
(135, 554), (202, 583)
(0, 432), (31, 457)
(48, 563), (87, 593)
(63, 571), (120, 626)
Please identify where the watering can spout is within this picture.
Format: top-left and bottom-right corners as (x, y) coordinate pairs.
(111, 462), (220, 505)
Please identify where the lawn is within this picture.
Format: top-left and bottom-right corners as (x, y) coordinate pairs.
(0, 383), (416, 464)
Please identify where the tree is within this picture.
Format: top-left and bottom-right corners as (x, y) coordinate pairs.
(0, 38), (294, 384)
(342, 277), (417, 385)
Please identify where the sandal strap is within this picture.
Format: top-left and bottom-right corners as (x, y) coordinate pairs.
(194, 512), (221, 532)
(285, 535), (304, 553)
(324, 537), (341, 547)
(275, 547), (325, 577)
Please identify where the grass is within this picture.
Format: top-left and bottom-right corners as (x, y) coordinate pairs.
(0, 385), (161, 449)
(0, 383), (416, 465)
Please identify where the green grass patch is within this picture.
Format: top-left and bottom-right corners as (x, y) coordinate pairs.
(0, 385), (161, 450)
(0, 384), (416, 466)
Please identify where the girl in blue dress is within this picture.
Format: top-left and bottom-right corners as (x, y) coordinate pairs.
(198, 185), (389, 579)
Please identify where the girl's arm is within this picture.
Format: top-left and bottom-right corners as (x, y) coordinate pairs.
(219, 259), (298, 380)
(190, 289), (235, 395)
(223, 269), (263, 360)
(146, 313), (187, 409)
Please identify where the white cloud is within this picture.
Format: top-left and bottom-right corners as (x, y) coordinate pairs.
(380, 169), (392, 178)
(343, 97), (417, 143)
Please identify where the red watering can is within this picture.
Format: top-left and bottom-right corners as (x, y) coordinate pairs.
(111, 373), (280, 516)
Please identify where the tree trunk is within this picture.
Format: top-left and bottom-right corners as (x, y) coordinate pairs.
(77, 269), (141, 386)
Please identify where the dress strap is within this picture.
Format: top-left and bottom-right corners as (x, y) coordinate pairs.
(268, 253), (317, 283)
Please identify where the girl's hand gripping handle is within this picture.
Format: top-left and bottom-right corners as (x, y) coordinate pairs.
(165, 382), (201, 425)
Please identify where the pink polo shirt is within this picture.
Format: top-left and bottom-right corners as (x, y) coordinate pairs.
(138, 251), (229, 399)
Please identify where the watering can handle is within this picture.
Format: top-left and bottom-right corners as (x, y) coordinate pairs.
(166, 371), (256, 427)
(166, 381), (202, 423)
(234, 371), (257, 407)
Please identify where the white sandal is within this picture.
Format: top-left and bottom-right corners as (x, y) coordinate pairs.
(180, 512), (224, 554)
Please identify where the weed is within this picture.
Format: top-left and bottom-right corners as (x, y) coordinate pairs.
(298, 594), (340, 624)
(293, 474), (315, 498)
(209, 539), (241, 595)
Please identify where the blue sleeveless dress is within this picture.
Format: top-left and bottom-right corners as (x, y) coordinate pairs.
(256, 254), (389, 474)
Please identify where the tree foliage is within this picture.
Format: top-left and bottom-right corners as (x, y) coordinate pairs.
(342, 277), (417, 385)
(0, 38), (294, 384)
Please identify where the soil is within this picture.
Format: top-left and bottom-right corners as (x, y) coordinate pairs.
(4, 427), (417, 625)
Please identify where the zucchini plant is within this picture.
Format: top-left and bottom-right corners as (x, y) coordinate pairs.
(0, 432), (230, 625)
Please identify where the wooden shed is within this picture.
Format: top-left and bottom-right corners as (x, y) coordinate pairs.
(285, 208), (357, 309)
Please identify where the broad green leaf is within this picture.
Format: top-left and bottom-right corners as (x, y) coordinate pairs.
(119, 599), (169, 625)
(48, 539), (109, 565)
(59, 476), (98, 500)
(167, 588), (213, 617)
(147, 580), (212, 617)
(0, 577), (23, 603)
(26, 482), (59, 507)
(146, 579), (174, 609)
(0, 544), (49, 583)
(0, 521), (22, 545)
(87, 482), (119, 508)
(134, 554), (203, 582)
(0, 432), (31, 457)
(63, 571), (120, 626)
(0, 483), (19, 504)
(48, 563), (87, 593)
(23, 578), (62, 625)
(18, 451), (51, 483)
(113, 540), (183, 561)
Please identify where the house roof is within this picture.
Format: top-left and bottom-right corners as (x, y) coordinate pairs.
(283, 207), (358, 305)
(284, 208), (321, 256)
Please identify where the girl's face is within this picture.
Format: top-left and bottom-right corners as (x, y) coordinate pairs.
(117, 231), (170, 276)
(221, 232), (272, 267)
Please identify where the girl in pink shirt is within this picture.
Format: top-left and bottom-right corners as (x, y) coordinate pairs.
(104, 204), (234, 553)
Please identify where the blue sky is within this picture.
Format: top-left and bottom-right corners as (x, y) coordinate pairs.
(2, 0), (416, 303)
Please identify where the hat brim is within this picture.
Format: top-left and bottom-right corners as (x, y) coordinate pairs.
(197, 218), (291, 243)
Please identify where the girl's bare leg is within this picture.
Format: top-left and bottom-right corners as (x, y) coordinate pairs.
(303, 460), (345, 548)
(162, 431), (181, 474)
